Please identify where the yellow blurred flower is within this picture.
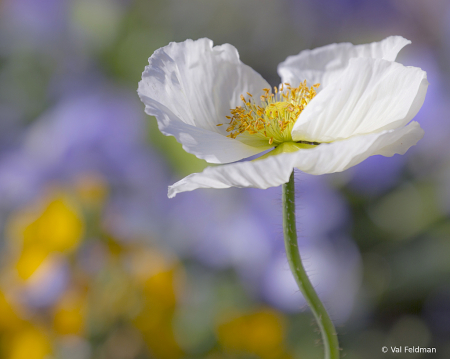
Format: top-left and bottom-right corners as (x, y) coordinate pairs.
(0, 291), (22, 331)
(217, 308), (292, 359)
(5, 326), (52, 359)
(22, 196), (84, 253)
(53, 289), (86, 336)
(15, 247), (50, 281)
(131, 249), (184, 359)
(7, 190), (84, 280)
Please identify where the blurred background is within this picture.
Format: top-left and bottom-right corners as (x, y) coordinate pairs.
(0, 0), (450, 358)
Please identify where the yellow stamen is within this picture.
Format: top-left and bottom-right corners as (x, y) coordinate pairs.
(219, 82), (319, 146)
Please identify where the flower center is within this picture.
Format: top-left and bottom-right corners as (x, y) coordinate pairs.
(218, 81), (319, 146)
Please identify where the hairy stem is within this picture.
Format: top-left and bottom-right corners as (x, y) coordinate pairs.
(282, 170), (340, 359)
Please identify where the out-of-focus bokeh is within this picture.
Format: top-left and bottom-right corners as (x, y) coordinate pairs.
(0, 1), (449, 358)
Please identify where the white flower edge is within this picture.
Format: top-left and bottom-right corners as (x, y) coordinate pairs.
(278, 36), (411, 89)
(292, 57), (428, 142)
(138, 38), (272, 164)
(168, 121), (423, 198)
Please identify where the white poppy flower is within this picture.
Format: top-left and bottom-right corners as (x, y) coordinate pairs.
(138, 37), (428, 198)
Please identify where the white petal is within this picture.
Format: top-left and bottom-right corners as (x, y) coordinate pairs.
(296, 121), (424, 174)
(138, 38), (271, 163)
(168, 122), (423, 197)
(144, 99), (269, 163)
(292, 58), (428, 142)
(278, 36), (410, 89)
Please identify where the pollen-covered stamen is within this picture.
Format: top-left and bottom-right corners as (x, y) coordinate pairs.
(220, 81), (320, 145)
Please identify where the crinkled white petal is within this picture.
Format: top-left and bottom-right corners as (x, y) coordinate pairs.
(278, 36), (410, 89)
(168, 122), (423, 197)
(138, 38), (271, 163)
(292, 58), (428, 142)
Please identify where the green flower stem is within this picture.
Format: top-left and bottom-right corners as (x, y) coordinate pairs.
(282, 170), (340, 359)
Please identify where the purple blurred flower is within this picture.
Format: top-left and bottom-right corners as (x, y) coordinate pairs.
(347, 153), (406, 196)
(261, 234), (361, 324)
(403, 47), (450, 167)
(0, 86), (171, 241)
(186, 189), (273, 275)
(287, 0), (399, 43)
(1, 0), (70, 48)
(251, 174), (361, 323)
(185, 172), (361, 323)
